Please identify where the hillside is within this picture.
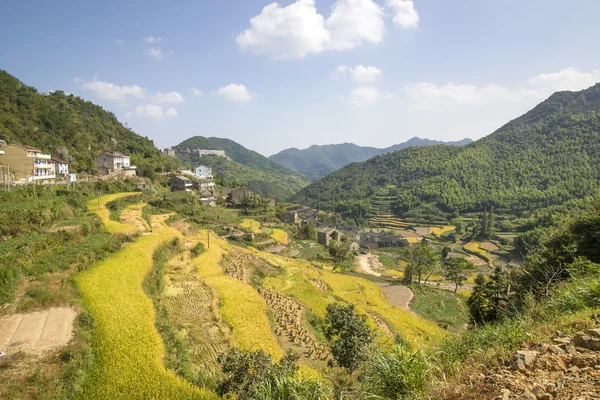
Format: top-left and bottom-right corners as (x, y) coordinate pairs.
(0, 70), (178, 175)
(174, 136), (310, 200)
(295, 84), (600, 218)
(270, 137), (472, 181)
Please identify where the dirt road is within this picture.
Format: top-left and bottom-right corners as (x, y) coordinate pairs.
(356, 254), (383, 276)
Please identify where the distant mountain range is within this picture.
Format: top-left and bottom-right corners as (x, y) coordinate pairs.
(173, 136), (310, 200)
(269, 137), (473, 181)
(294, 84), (600, 222)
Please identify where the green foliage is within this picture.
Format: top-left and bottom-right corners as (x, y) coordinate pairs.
(467, 267), (509, 324)
(409, 285), (470, 330)
(328, 241), (353, 264)
(295, 84), (600, 217)
(216, 349), (310, 400)
(362, 342), (429, 400)
(190, 243), (205, 257)
(400, 241), (440, 285)
(444, 257), (477, 293)
(324, 303), (373, 372)
(269, 138), (472, 181)
(0, 70), (179, 173)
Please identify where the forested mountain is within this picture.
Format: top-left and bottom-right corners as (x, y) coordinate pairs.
(269, 137), (472, 180)
(294, 84), (600, 219)
(0, 70), (178, 176)
(174, 136), (309, 200)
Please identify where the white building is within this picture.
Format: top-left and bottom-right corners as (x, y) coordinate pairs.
(51, 157), (69, 176)
(97, 151), (136, 175)
(195, 165), (212, 178)
(192, 149), (226, 157)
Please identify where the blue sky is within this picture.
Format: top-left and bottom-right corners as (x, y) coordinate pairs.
(2, 0), (600, 155)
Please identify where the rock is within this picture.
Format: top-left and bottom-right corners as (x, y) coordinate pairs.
(512, 358), (527, 371)
(500, 388), (510, 400)
(531, 383), (545, 397)
(587, 328), (600, 338)
(545, 383), (556, 394)
(552, 337), (571, 345)
(566, 345), (578, 355)
(573, 332), (600, 351)
(567, 365), (581, 374)
(548, 345), (565, 355)
(518, 390), (537, 400)
(571, 355), (589, 368)
(539, 395), (553, 400)
(515, 350), (539, 367)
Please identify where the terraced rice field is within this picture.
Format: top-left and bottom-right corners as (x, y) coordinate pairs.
(77, 227), (215, 399)
(257, 251), (446, 346)
(271, 228), (289, 245)
(429, 225), (455, 236)
(87, 192), (140, 234)
(369, 214), (409, 229)
(192, 233), (284, 360)
(464, 241), (492, 264)
(240, 218), (262, 233)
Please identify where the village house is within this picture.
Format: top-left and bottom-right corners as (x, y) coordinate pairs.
(170, 176), (193, 191)
(228, 186), (253, 204)
(193, 178), (216, 191)
(318, 228), (342, 246)
(96, 151), (136, 176)
(397, 230), (422, 242)
(349, 241), (361, 252)
(192, 149), (227, 158)
(51, 157), (69, 176)
(359, 232), (407, 249)
(199, 191), (215, 201)
(281, 211), (301, 225)
(0, 143), (56, 183)
(162, 148), (176, 157)
(194, 165), (212, 178)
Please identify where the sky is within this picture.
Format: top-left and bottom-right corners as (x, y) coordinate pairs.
(1, 0), (600, 156)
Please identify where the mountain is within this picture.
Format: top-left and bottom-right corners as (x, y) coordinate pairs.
(269, 137), (472, 181)
(173, 136), (309, 200)
(0, 70), (178, 176)
(294, 84), (600, 221)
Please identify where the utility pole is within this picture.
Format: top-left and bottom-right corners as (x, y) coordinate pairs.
(207, 228), (210, 249)
(97, 190), (102, 209)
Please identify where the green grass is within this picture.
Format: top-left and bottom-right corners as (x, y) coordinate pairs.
(409, 285), (470, 331)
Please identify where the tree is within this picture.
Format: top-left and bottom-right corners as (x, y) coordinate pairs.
(324, 303), (373, 372)
(441, 246), (450, 265)
(328, 241), (352, 264)
(467, 266), (509, 324)
(487, 206), (495, 236)
(451, 217), (464, 234)
(400, 241), (440, 285)
(444, 257), (477, 292)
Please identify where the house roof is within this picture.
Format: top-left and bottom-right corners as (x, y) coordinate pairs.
(175, 176), (190, 181)
(10, 143), (40, 152)
(397, 230), (421, 238)
(319, 227), (338, 234)
(102, 151), (129, 157)
(51, 157), (67, 164)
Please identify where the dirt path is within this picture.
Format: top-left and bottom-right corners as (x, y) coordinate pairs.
(120, 203), (151, 233)
(356, 254), (383, 276)
(378, 284), (413, 312)
(0, 307), (77, 355)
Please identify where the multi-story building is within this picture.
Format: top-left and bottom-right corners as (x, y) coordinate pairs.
(97, 151), (136, 175)
(0, 143), (55, 183)
(51, 157), (69, 176)
(194, 165), (212, 178)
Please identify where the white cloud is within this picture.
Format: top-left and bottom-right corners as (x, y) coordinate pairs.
(347, 86), (391, 106)
(146, 47), (163, 59)
(236, 0), (384, 59)
(151, 91), (184, 104)
(528, 67), (600, 92)
(115, 39), (124, 45)
(191, 87), (204, 96)
(81, 80), (145, 102)
(144, 36), (161, 44)
(217, 84), (253, 102)
(334, 64), (382, 82)
(126, 104), (178, 119)
(387, 0), (419, 28)
(405, 67), (600, 108)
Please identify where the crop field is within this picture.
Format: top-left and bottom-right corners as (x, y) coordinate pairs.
(464, 241), (492, 264)
(87, 192), (140, 234)
(429, 225), (455, 236)
(369, 214), (409, 228)
(270, 228), (289, 245)
(240, 218), (262, 233)
(192, 233), (284, 359)
(76, 228), (216, 399)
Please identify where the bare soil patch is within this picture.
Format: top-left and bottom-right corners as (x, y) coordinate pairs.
(378, 284), (413, 312)
(0, 307), (77, 356)
(356, 254), (383, 277)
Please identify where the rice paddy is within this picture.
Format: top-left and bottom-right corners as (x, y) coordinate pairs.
(87, 192), (140, 234)
(429, 225), (455, 236)
(240, 218), (262, 233)
(270, 228), (289, 245)
(76, 227), (216, 399)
